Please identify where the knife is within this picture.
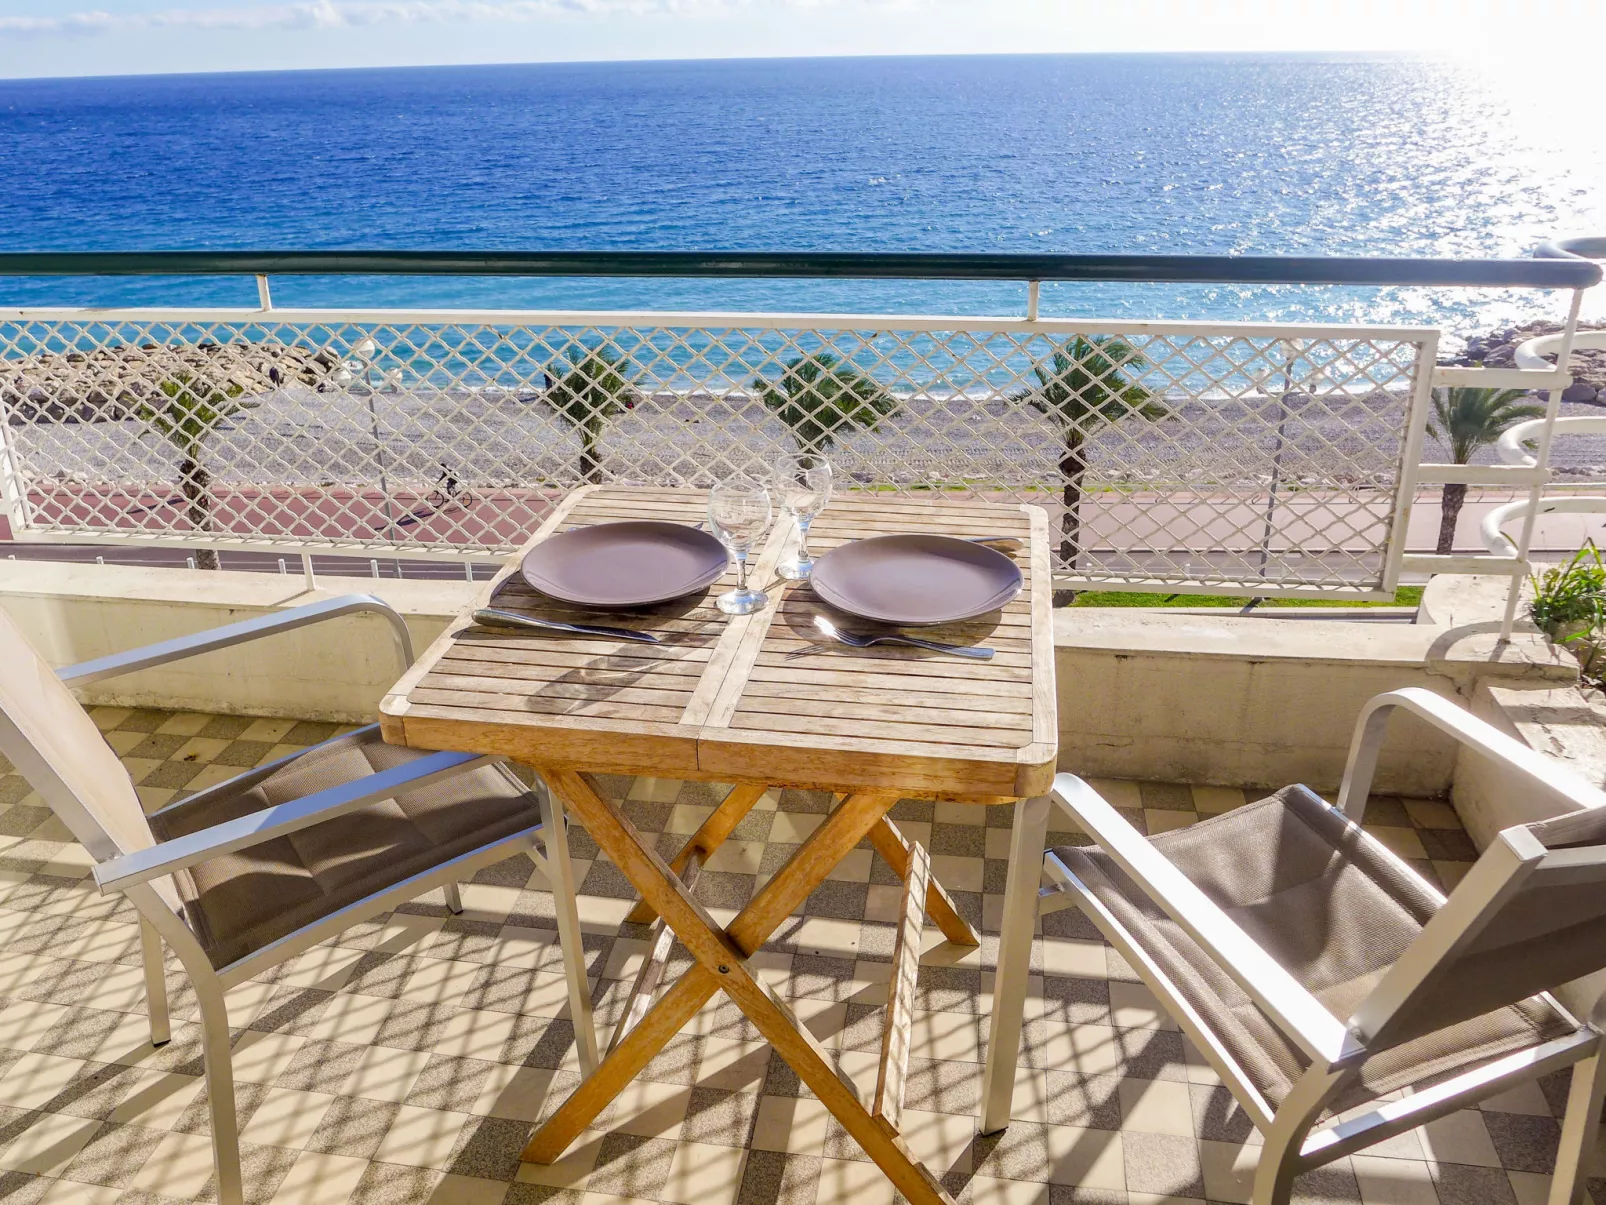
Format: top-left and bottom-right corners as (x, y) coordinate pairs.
(470, 608), (661, 645)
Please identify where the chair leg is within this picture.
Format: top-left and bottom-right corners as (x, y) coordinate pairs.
(1550, 1043), (1606, 1205)
(1250, 1129), (1302, 1205)
(538, 780), (600, 1076)
(139, 919), (170, 1047)
(1252, 1064), (1347, 1205)
(981, 793), (1050, 1134)
(444, 882), (464, 914)
(194, 977), (243, 1205)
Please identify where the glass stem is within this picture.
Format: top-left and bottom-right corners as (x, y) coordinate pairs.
(735, 550), (749, 592)
(796, 515), (813, 562)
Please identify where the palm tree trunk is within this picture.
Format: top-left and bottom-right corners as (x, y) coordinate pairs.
(179, 451), (220, 571)
(1054, 433), (1086, 606)
(798, 419), (828, 458)
(1436, 482), (1467, 555)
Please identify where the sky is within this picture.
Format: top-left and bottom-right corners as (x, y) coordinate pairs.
(0, 0), (1604, 79)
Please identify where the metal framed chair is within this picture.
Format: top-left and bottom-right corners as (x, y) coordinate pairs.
(982, 687), (1606, 1205)
(0, 594), (598, 1205)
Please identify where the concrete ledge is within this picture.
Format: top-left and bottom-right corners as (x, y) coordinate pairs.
(1457, 681), (1606, 848)
(0, 560), (475, 722)
(1053, 600), (1572, 795)
(1417, 572), (1606, 842)
(0, 561), (1589, 800)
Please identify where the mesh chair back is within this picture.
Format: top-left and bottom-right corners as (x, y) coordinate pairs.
(0, 607), (157, 863)
(1355, 806), (1606, 1049)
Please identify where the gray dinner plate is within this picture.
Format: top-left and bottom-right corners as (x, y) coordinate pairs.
(520, 520), (728, 608)
(809, 534), (1023, 626)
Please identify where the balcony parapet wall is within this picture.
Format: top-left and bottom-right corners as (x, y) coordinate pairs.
(0, 560), (1583, 803)
(1054, 590), (1571, 798)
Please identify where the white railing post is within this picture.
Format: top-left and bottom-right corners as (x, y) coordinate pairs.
(1381, 331), (1441, 591)
(255, 275), (273, 311)
(1256, 337), (1297, 580)
(1026, 281), (1040, 322)
(0, 394), (26, 540)
(1500, 288), (1587, 641)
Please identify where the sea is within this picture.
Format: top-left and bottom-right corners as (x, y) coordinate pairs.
(0, 53), (1602, 336)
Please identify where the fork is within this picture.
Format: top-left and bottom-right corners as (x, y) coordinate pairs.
(787, 614), (993, 661)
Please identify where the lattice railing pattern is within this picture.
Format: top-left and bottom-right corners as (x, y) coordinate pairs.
(0, 313), (1432, 594)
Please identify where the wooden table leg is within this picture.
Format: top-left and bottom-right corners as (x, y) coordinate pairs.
(610, 851), (703, 1054)
(524, 769), (956, 1205)
(868, 816), (980, 946)
(873, 840), (928, 1137)
(524, 775), (899, 1160)
(625, 781), (769, 925)
(522, 775), (895, 1154)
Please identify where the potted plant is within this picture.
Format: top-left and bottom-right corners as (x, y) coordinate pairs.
(1529, 542), (1606, 682)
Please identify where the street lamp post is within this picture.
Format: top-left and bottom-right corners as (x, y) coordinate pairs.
(344, 336), (398, 545)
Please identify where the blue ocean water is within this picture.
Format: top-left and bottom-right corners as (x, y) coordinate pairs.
(0, 54), (1601, 332)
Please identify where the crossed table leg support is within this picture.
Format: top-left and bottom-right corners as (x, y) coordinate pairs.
(520, 770), (981, 1205)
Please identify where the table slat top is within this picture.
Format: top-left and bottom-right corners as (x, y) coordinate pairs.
(381, 486), (1056, 799)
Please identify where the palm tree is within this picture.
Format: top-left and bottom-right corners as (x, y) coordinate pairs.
(1427, 386), (1545, 554)
(1011, 337), (1166, 598)
(544, 347), (637, 484)
(754, 352), (899, 455)
(135, 372), (254, 570)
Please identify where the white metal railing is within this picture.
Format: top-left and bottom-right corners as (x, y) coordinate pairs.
(0, 306), (1453, 598)
(0, 244), (1598, 606)
(1413, 315), (1606, 637)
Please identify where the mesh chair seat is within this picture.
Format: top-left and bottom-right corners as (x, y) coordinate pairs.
(150, 728), (540, 968)
(1055, 785), (1575, 1113)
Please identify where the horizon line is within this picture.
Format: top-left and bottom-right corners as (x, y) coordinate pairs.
(0, 47), (1447, 85)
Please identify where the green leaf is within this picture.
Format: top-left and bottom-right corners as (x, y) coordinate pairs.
(544, 346), (637, 434)
(1427, 386), (1546, 466)
(1528, 541), (1606, 632)
(1008, 336), (1166, 435)
(134, 371), (253, 455)
(754, 352), (900, 454)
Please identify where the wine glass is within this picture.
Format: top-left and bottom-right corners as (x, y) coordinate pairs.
(708, 476), (774, 615)
(772, 453), (832, 580)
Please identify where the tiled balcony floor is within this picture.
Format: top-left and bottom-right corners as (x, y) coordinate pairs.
(0, 706), (1593, 1205)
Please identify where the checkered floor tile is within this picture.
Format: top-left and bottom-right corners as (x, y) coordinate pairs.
(0, 705), (1591, 1205)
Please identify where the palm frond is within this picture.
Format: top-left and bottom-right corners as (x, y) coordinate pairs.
(1426, 386), (1546, 465)
(1010, 336), (1165, 434)
(755, 352), (899, 454)
(545, 346), (637, 433)
(134, 372), (253, 453)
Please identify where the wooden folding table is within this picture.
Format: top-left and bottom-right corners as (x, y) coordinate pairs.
(379, 485), (1058, 1205)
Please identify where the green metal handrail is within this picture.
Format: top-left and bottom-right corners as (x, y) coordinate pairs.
(0, 250), (1597, 289)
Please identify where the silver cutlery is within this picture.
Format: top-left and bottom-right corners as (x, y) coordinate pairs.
(786, 614), (993, 661)
(563, 521), (706, 532)
(471, 608), (661, 645)
(965, 535), (1023, 553)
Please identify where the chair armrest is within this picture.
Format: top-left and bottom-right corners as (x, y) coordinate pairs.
(93, 748), (491, 893)
(1050, 773), (1356, 1065)
(57, 594), (415, 686)
(1335, 688), (1606, 822)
